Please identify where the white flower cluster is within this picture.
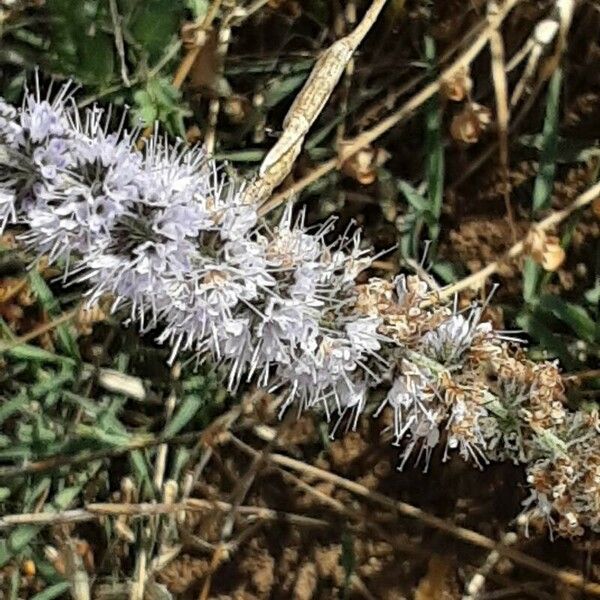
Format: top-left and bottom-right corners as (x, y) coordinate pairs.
(1, 84), (599, 538)
(0, 83), (386, 418)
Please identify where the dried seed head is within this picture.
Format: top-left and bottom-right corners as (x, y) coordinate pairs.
(450, 102), (492, 144)
(541, 241), (566, 272)
(223, 96), (250, 124)
(526, 229), (566, 271)
(75, 302), (107, 336)
(441, 66), (473, 102)
(340, 145), (389, 185)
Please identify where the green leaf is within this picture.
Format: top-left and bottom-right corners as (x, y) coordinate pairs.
(431, 261), (460, 284)
(532, 68), (562, 214)
(186, 0), (209, 19)
(0, 393), (28, 426)
(523, 257), (542, 303)
(423, 35), (444, 229)
(537, 294), (596, 343)
(46, 0), (115, 86)
(163, 394), (205, 438)
(584, 284), (600, 305)
(29, 582), (71, 600)
(214, 149), (267, 162)
(263, 73), (309, 108)
(1, 342), (76, 366)
(0, 526), (39, 567)
(129, 450), (154, 499)
(28, 270), (80, 360)
(0, 486), (83, 567)
(398, 180), (429, 212)
(132, 78), (190, 137)
(53, 486), (82, 510)
(516, 310), (575, 369)
(129, 0), (184, 62)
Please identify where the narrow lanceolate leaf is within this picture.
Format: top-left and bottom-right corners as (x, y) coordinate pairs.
(398, 180), (429, 212)
(532, 68), (562, 214)
(537, 294), (597, 344)
(29, 582), (71, 600)
(424, 35), (444, 240)
(163, 394), (206, 438)
(523, 257), (542, 304)
(28, 269), (80, 360)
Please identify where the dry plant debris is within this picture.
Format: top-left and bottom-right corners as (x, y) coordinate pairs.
(1, 0), (600, 599)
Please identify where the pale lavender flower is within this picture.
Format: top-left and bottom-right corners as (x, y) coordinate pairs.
(421, 310), (493, 364)
(0, 188), (16, 230)
(8, 85), (599, 536)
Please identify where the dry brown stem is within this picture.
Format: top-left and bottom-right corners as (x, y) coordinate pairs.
(257, 0), (521, 217)
(0, 500), (330, 530)
(431, 179), (600, 302)
(254, 450), (600, 595)
(242, 0), (389, 206)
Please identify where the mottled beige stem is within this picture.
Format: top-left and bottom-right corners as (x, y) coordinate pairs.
(242, 0), (389, 205)
(257, 0), (521, 216)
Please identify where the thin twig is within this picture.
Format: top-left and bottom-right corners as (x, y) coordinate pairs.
(204, 20), (233, 154)
(355, 18), (487, 128)
(0, 499), (329, 529)
(197, 410), (289, 600)
(232, 443), (600, 595)
(109, 0), (130, 87)
(488, 0), (516, 243)
(174, 0), (223, 90)
(0, 306), (78, 349)
(257, 0), (520, 216)
(463, 530), (520, 600)
(430, 179), (600, 302)
(243, 0), (390, 206)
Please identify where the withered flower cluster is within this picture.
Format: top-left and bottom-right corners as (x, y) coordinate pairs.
(0, 85), (598, 538)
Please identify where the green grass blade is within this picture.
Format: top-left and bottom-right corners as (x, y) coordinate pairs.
(532, 68), (563, 214)
(28, 270), (80, 360)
